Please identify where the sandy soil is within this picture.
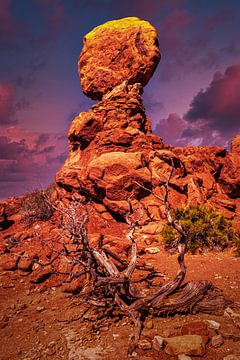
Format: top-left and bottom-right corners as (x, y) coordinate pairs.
(0, 249), (239, 360)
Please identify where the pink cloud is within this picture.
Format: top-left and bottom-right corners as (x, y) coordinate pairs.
(154, 113), (187, 146)
(0, 82), (16, 125)
(155, 63), (240, 147)
(0, 126), (67, 199)
(185, 63), (240, 133)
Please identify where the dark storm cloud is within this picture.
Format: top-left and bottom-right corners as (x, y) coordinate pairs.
(155, 63), (240, 147)
(0, 82), (31, 126)
(0, 131), (67, 198)
(35, 133), (50, 147)
(154, 113), (188, 146)
(185, 63), (240, 133)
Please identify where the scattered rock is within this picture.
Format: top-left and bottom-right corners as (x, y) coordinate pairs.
(178, 355), (192, 360)
(220, 322), (240, 341)
(152, 335), (164, 351)
(61, 276), (85, 294)
(30, 266), (53, 284)
(164, 335), (205, 356)
(0, 315), (9, 329)
(138, 339), (152, 350)
(0, 254), (19, 270)
(211, 334), (224, 348)
(145, 319), (153, 329)
(206, 320), (220, 330)
(18, 256), (34, 272)
(145, 247), (160, 254)
(36, 306), (45, 312)
(181, 321), (209, 336)
(131, 351), (138, 357)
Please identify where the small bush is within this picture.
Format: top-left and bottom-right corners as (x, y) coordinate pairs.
(161, 205), (240, 254)
(21, 185), (54, 226)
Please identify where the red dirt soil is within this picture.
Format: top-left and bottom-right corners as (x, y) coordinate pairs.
(1, 249), (239, 360)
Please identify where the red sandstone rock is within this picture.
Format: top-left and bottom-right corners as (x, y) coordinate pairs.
(0, 253), (19, 270)
(30, 265), (53, 283)
(78, 17), (160, 100)
(219, 136), (240, 198)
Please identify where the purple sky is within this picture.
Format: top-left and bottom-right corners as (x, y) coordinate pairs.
(0, 0), (240, 199)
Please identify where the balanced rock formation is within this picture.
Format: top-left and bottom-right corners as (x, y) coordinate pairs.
(78, 17), (160, 99)
(0, 17), (240, 286)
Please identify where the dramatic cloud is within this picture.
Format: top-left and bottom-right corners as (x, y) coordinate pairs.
(154, 113), (187, 146)
(185, 63), (240, 133)
(155, 63), (240, 147)
(0, 128), (67, 199)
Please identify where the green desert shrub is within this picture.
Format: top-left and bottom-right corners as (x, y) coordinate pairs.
(21, 185), (54, 226)
(161, 204), (240, 254)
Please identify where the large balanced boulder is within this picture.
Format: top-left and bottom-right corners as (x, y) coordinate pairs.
(78, 17), (160, 100)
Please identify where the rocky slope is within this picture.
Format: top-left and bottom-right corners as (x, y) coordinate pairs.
(0, 17), (240, 284)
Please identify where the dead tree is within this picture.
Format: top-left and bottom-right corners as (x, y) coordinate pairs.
(3, 163), (238, 353)
(43, 172), (235, 352)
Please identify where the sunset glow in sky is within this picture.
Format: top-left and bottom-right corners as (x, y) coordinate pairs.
(0, 0), (240, 198)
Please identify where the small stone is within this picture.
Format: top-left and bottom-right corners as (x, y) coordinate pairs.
(181, 321), (209, 336)
(178, 355), (192, 360)
(138, 339), (152, 350)
(46, 348), (56, 356)
(152, 335), (164, 351)
(206, 320), (220, 330)
(36, 306), (45, 312)
(0, 254), (19, 270)
(145, 247), (160, 254)
(145, 319), (153, 329)
(223, 356), (240, 360)
(48, 341), (56, 347)
(30, 266), (52, 283)
(83, 313), (98, 321)
(164, 335), (205, 356)
(211, 335), (224, 348)
(100, 326), (109, 332)
(0, 315), (9, 329)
